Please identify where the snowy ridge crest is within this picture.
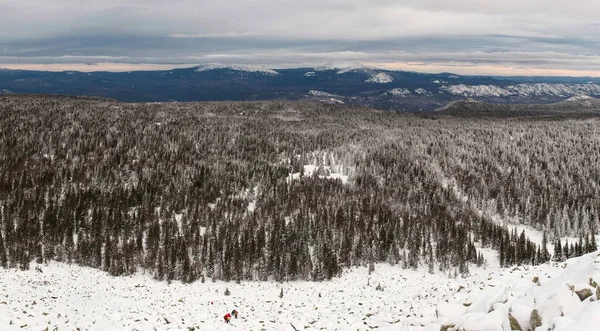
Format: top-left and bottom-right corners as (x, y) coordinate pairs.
(314, 62), (372, 74)
(195, 64), (279, 76)
(565, 95), (592, 102)
(443, 83), (600, 98)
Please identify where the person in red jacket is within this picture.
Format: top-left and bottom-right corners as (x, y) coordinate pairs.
(224, 312), (232, 323)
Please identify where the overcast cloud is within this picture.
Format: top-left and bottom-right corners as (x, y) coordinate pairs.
(0, 0), (599, 75)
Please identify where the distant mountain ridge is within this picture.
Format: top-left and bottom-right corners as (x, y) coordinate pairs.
(1, 63), (599, 111)
(436, 95), (600, 116)
(442, 83), (600, 98)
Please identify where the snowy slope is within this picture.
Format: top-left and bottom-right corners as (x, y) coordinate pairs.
(565, 95), (593, 102)
(365, 73), (394, 84)
(442, 84), (513, 97)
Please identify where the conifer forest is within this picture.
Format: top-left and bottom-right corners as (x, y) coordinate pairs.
(0, 95), (598, 282)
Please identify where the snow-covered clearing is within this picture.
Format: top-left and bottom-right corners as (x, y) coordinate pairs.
(288, 164), (349, 184)
(2, 251), (600, 330)
(307, 90), (339, 98)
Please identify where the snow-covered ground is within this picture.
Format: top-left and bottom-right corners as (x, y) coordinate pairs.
(1, 251), (599, 331)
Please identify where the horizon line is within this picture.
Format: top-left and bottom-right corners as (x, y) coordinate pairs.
(1, 62), (600, 78)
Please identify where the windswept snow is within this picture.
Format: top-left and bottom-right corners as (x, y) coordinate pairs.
(195, 64), (279, 76)
(366, 73), (394, 84)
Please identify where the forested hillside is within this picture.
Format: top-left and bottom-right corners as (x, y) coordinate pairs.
(0, 96), (598, 282)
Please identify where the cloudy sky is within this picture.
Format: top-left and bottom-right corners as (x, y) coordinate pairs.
(1, 0), (599, 75)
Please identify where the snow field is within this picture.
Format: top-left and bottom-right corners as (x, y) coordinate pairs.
(3, 251), (599, 331)
(0, 261), (510, 331)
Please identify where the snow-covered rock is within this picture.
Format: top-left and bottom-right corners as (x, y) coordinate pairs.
(439, 251), (600, 331)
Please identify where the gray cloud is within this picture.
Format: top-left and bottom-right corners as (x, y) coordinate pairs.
(0, 1), (599, 75)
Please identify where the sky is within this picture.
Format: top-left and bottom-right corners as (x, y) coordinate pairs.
(1, 0), (599, 76)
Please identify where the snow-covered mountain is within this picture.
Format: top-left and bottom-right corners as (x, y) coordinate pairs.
(365, 72), (394, 84)
(195, 64), (280, 76)
(313, 62), (373, 74)
(443, 83), (600, 98)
